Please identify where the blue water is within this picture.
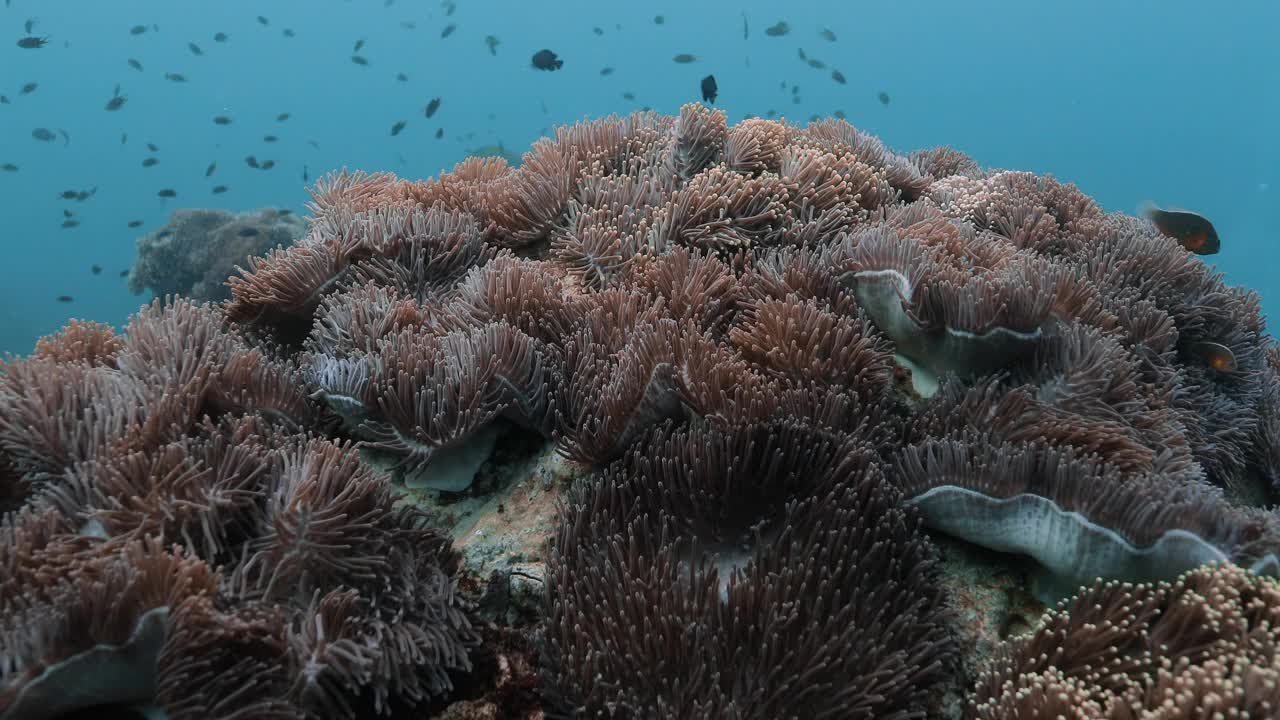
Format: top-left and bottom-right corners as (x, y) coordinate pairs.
(2, 0), (1276, 354)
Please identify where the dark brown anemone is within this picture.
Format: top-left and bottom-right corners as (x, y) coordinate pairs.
(544, 422), (955, 719)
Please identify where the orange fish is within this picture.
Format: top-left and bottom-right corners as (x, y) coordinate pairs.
(1189, 341), (1237, 373)
(1145, 207), (1220, 255)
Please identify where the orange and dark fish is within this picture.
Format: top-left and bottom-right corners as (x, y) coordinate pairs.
(531, 49), (562, 70)
(1189, 341), (1237, 373)
(1145, 207), (1220, 255)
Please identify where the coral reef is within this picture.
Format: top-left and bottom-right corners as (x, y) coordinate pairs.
(4, 106), (1280, 717)
(129, 207), (307, 302)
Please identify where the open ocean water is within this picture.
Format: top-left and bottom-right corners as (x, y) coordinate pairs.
(0, 0), (1276, 354)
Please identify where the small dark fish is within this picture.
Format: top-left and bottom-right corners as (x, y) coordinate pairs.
(351, 55), (368, 66)
(263, 135), (278, 143)
(390, 120), (406, 136)
(654, 15), (664, 24)
(31, 128), (56, 142)
(599, 66), (616, 77)
(443, 0), (456, 15)
(237, 227), (260, 237)
(146, 143), (158, 152)
(213, 115), (232, 125)
(59, 190), (78, 199)
(261, 160), (275, 170)
(302, 165), (309, 181)
(156, 230), (172, 239)
(121, 133), (128, 145)
(484, 35), (498, 55)
(62, 209), (73, 218)
(306, 140), (320, 149)
(807, 58), (825, 69)
(531, 49), (562, 70)
(164, 73), (186, 82)
(820, 28), (836, 42)
(592, 26), (603, 36)
(440, 24), (455, 38)
(104, 88), (127, 111)
(353, 38), (365, 53)
(798, 48), (807, 61)
(276, 112), (291, 121)
(211, 185), (228, 194)
(24, 19), (35, 33)
(424, 97), (441, 118)
(0, 163), (17, 172)
(214, 32), (227, 42)
(766, 109), (777, 118)
(119, 270), (129, 278)
(205, 161), (216, 176)
(673, 53), (697, 64)
(188, 42), (203, 55)
(130, 25), (147, 35)
(401, 20), (417, 29)
(20, 82), (37, 95)
(396, 72), (408, 81)
(60, 220), (78, 229)
(141, 157), (158, 167)
(831, 70), (846, 84)
(622, 92), (635, 101)
(128, 220), (144, 228)
(764, 22), (790, 37)
(56, 295), (73, 303)
(257, 16), (269, 25)
(128, 58), (143, 71)
(76, 187), (96, 201)
(58, 129), (71, 146)
(245, 156), (260, 168)
(1189, 341), (1237, 373)
(878, 91), (890, 105)
(742, 12), (748, 39)
(0, 96), (8, 104)
(157, 188), (176, 198)
(282, 29), (295, 38)
(701, 74), (717, 103)
(91, 264), (101, 275)
(1146, 207), (1220, 255)
(834, 110), (847, 119)
(280, 209), (293, 216)
(434, 128), (443, 139)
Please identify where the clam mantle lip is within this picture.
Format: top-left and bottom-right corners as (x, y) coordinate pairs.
(906, 485), (1280, 597)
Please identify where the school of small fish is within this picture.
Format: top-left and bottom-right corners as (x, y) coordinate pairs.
(2, 6), (1223, 311)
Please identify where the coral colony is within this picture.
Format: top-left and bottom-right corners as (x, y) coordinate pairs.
(2, 106), (1280, 718)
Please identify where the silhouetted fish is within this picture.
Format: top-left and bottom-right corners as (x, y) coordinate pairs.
(1146, 207), (1220, 255)
(673, 53), (697, 63)
(435, 128), (443, 139)
(157, 189), (176, 198)
(212, 185), (228, 194)
(60, 220), (78, 229)
(701, 74), (717, 103)
(396, 72), (408, 81)
(351, 55), (368, 66)
(17, 36), (47, 48)
(188, 42), (203, 55)
(831, 70), (846, 84)
(485, 35), (499, 55)
(600, 67), (614, 75)
(164, 73), (186, 82)
(214, 32), (228, 42)
(390, 120), (406, 136)
(425, 97), (441, 118)
(260, 160), (275, 170)
(213, 115), (232, 125)
(91, 264), (101, 275)
(353, 38), (365, 53)
(765, 22), (789, 36)
(878, 91), (890, 105)
(742, 12), (748, 39)
(654, 15), (664, 24)
(104, 85), (127, 111)
(147, 143), (158, 151)
(31, 127), (56, 142)
(820, 28), (836, 41)
(130, 25), (147, 35)
(141, 157), (158, 167)
(128, 219), (144, 227)
(282, 29), (295, 38)
(119, 270), (130, 277)
(128, 58), (143, 71)
(593, 27), (603, 36)
(257, 16), (269, 25)
(531, 49), (562, 70)
(276, 112), (290, 121)
(0, 163), (17, 172)
(56, 295), (73, 302)
(205, 161), (216, 176)
(441, 24), (455, 38)
(20, 82), (37, 95)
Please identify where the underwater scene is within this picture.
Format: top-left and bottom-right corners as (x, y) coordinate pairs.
(1, 0), (1279, 718)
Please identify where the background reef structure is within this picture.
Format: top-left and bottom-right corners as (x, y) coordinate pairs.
(0, 105), (1278, 717)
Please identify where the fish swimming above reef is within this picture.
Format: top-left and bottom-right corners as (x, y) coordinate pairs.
(1145, 206), (1220, 255)
(425, 97), (442, 118)
(104, 85), (127, 111)
(128, 58), (143, 71)
(130, 25), (147, 35)
(878, 90), (891, 105)
(31, 127), (56, 142)
(701, 74), (718, 103)
(390, 120), (406, 136)
(764, 22), (790, 37)
(214, 32), (228, 42)
(17, 36), (48, 49)
(531, 49), (562, 70)
(164, 73), (186, 82)
(20, 82), (37, 95)
(673, 53), (697, 64)
(212, 185), (228, 194)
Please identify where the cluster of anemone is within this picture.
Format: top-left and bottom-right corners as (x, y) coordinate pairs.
(4, 104), (1280, 716)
